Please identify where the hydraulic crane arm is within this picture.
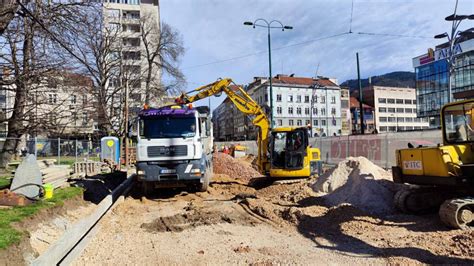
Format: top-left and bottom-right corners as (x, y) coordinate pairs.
(176, 78), (270, 174)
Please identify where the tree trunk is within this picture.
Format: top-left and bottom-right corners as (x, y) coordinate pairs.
(145, 60), (153, 105)
(0, 14), (33, 168)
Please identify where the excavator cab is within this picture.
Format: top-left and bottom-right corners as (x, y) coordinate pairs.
(269, 127), (319, 178)
(392, 99), (474, 230)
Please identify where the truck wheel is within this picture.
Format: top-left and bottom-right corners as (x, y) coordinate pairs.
(198, 170), (210, 192)
(142, 182), (153, 197)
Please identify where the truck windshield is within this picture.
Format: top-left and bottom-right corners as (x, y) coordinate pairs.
(140, 117), (196, 138)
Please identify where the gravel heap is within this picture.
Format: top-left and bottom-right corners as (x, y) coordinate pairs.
(312, 157), (401, 215)
(213, 153), (263, 182)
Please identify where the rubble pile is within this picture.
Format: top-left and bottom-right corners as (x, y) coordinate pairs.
(213, 153), (263, 182)
(312, 156), (402, 215)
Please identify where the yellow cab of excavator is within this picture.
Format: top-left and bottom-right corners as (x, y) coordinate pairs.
(268, 126), (320, 178)
(393, 99), (474, 185)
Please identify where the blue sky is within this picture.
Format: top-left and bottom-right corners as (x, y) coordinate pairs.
(160, 0), (474, 109)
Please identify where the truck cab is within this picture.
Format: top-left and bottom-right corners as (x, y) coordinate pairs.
(135, 104), (213, 194)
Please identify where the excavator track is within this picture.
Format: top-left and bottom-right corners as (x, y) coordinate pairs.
(439, 198), (474, 230)
(394, 187), (451, 214)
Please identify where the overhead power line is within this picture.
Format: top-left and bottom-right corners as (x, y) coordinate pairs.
(182, 32), (351, 70)
(356, 31), (432, 39)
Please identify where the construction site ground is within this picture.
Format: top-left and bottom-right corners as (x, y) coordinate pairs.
(72, 154), (473, 265)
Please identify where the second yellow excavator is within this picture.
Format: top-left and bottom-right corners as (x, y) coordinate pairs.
(176, 78), (320, 179)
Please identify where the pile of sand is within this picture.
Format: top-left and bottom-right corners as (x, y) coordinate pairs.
(312, 157), (401, 215)
(212, 153), (263, 183)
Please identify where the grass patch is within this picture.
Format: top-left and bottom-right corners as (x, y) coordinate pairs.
(0, 177), (11, 190)
(0, 186), (83, 249)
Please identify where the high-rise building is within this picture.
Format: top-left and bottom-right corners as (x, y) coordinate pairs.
(102, 0), (161, 129)
(412, 36), (474, 127)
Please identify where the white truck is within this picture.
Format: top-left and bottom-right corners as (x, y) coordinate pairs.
(134, 104), (213, 194)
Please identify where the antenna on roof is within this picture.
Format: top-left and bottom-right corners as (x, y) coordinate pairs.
(315, 62), (320, 78)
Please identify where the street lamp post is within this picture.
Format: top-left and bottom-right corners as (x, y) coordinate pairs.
(244, 19), (293, 128)
(434, 1), (474, 103)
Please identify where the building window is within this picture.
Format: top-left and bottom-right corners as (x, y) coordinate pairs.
(379, 117), (387, 122)
(313, 95), (318, 103)
(277, 106), (282, 114)
(83, 95), (87, 105)
(379, 126), (387, 132)
(378, 98), (387, 103)
(296, 95), (302, 103)
(322, 120), (326, 126)
(278, 119), (282, 126)
(72, 112), (77, 124)
(389, 126), (397, 132)
(48, 94), (57, 104)
(305, 120), (310, 126)
(413, 100), (417, 104)
(331, 108), (336, 115)
(396, 108), (404, 113)
(297, 120), (302, 126)
(82, 112), (88, 125)
(331, 96), (336, 104)
(70, 95), (77, 104)
(379, 107), (386, 113)
(265, 94), (268, 102)
(397, 117), (404, 122)
(296, 107), (302, 115)
(288, 107), (293, 114)
(314, 120), (318, 126)
(305, 108), (310, 115)
(405, 108), (412, 113)
(289, 120), (294, 126)
(312, 108), (318, 115)
(288, 95), (293, 102)
(388, 117), (396, 122)
(388, 108), (395, 113)
(276, 94), (282, 102)
(405, 117), (413, 122)
(321, 96), (326, 103)
(396, 99), (404, 104)
(387, 98), (395, 104)
(404, 99), (412, 104)
(304, 95), (310, 103)
(321, 108), (326, 116)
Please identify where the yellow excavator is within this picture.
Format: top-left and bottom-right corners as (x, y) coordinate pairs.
(392, 99), (474, 229)
(176, 78), (321, 179)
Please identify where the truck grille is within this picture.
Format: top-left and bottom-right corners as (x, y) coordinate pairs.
(147, 145), (188, 157)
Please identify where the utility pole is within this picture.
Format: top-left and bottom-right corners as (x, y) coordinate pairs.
(124, 79), (129, 169)
(356, 52), (364, 134)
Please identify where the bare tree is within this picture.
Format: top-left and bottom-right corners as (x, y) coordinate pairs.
(140, 13), (185, 104)
(0, 1), (92, 167)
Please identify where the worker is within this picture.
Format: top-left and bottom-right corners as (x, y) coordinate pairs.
(223, 146), (230, 154)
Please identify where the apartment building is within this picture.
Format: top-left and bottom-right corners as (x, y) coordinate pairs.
(355, 86), (429, 132)
(248, 74), (343, 137)
(0, 83), (14, 140)
(103, 0), (161, 129)
(350, 96), (375, 134)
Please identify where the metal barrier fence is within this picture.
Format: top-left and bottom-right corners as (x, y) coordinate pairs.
(0, 138), (101, 165)
(215, 129), (443, 169)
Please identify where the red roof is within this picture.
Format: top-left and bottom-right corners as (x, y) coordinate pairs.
(272, 75), (337, 87)
(350, 97), (373, 109)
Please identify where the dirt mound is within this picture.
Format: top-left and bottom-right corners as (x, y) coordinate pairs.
(213, 153), (263, 183)
(312, 157), (402, 215)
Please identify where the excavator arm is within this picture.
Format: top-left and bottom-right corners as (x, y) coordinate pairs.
(176, 78), (270, 174)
